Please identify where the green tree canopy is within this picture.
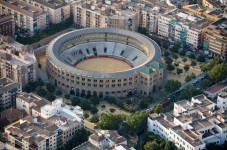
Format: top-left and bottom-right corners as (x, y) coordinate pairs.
(139, 100), (148, 109)
(190, 60), (197, 67)
(165, 80), (181, 93)
(71, 97), (81, 106)
(144, 141), (160, 150)
(208, 63), (227, 82)
(167, 64), (175, 72)
(80, 100), (91, 110)
(126, 111), (149, 135)
(150, 104), (163, 114)
(181, 85), (203, 99)
(176, 68), (183, 75)
(201, 57), (222, 72)
(183, 64), (190, 72)
(90, 106), (98, 114)
(90, 96), (100, 106)
(97, 113), (123, 130)
(45, 83), (55, 93)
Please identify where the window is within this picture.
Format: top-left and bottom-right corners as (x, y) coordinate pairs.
(104, 47), (107, 53)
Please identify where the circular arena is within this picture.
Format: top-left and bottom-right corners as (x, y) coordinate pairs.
(47, 28), (162, 97)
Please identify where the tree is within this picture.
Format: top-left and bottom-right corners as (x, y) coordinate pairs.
(46, 93), (56, 101)
(71, 97), (81, 106)
(138, 27), (148, 35)
(90, 96), (100, 106)
(208, 63), (227, 82)
(190, 60), (197, 67)
(164, 57), (173, 64)
(176, 68), (183, 76)
(206, 143), (221, 150)
(150, 104), (163, 114)
(84, 113), (89, 119)
(139, 100), (148, 109)
(97, 113), (123, 130)
(201, 79), (212, 89)
(144, 141), (160, 150)
(165, 80), (181, 93)
(189, 53), (196, 59)
(183, 64), (190, 72)
(90, 115), (99, 123)
(37, 79), (44, 86)
(167, 64), (175, 72)
(26, 82), (38, 92)
(201, 57), (222, 72)
(185, 75), (191, 82)
(182, 58), (187, 64)
(164, 141), (176, 150)
(45, 83), (55, 93)
(190, 73), (196, 79)
(90, 106), (98, 114)
(126, 112), (149, 135)
(172, 53), (178, 60)
(64, 94), (71, 99)
(142, 132), (177, 150)
(106, 97), (117, 104)
(197, 56), (206, 62)
(37, 87), (47, 97)
(173, 63), (179, 67)
(181, 85), (203, 99)
(63, 128), (91, 150)
(56, 90), (62, 96)
(179, 50), (186, 56)
(80, 100), (91, 110)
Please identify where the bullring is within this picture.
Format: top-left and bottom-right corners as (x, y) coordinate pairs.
(46, 28), (163, 97)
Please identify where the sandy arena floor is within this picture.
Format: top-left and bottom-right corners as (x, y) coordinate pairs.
(76, 57), (132, 72)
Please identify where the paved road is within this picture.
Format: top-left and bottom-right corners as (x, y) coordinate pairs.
(145, 73), (207, 110)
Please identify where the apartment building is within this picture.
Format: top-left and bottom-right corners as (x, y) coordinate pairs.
(74, 0), (138, 31)
(202, 0), (222, 10)
(0, 36), (37, 88)
(26, 0), (70, 24)
(3, 115), (61, 150)
(16, 92), (84, 144)
(0, 15), (15, 37)
(126, 1), (173, 33)
(158, 9), (209, 48)
(217, 92), (227, 111)
(204, 17), (227, 59)
(89, 130), (129, 150)
(148, 94), (227, 150)
(0, 0), (48, 35)
(0, 77), (21, 111)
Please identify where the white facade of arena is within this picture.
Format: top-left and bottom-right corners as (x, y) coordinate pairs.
(46, 28), (163, 97)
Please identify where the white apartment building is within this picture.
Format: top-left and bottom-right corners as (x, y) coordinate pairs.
(0, 36), (37, 88)
(148, 94), (227, 150)
(26, 0), (71, 24)
(0, 77), (21, 111)
(158, 9), (209, 48)
(0, 0), (48, 35)
(16, 92), (84, 144)
(217, 92), (227, 111)
(74, 0), (138, 31)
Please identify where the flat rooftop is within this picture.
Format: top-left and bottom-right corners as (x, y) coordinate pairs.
(163, 9), (209, 29)
(0, 0), (46, 18)
(171, 126), (204, 147)
(0, 77), (20, 94)
(189, 119), (214, 130)
(33, 0), (68, 9)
